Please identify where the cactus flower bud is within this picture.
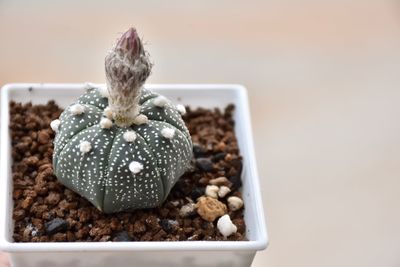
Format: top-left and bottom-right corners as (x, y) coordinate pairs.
(105, 27), (152, 127)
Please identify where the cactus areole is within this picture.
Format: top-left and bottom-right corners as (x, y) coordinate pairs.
(52, 28), (193, 213)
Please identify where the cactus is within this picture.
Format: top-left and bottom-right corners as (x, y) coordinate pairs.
(52, 28), (193, 213)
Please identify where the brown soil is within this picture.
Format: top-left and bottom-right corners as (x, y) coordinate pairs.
(10, 101), (246, 242)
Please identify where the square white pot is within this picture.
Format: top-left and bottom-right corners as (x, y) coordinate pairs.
(0, 83), (268, 267)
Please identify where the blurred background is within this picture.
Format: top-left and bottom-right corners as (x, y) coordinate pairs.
(1, 0), (400, 266)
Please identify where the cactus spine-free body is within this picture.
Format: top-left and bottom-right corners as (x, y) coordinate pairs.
(52, 28), (193, 213)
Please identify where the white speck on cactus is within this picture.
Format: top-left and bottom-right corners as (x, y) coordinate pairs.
(217, 214), (237, 237)
(70, 104), (85, 115)
(97, 86), (109, 98)
(161, 128), (175, 139)
(133, 114), (148, 125)
(153, 96), (168, 107)
(79, 141), (92, 154)
(50, 119), (61, 132)
(129, 161), (143, 174)
(103, 106), (113, 119)
(100, 118), (113, 129)
(123, 131), (137, 142)
(176, 104), (186, 115)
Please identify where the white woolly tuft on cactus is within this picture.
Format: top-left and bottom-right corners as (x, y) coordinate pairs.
(50, 119), (61, 132)
(133, 114), (148, 125)
(129, 161), (143, 174)
(70, 104), (85, 115)
(153, 96), (168, 107)
(97, 87), (109, 98)
(123, 131), (137, 142)
(103, 106), (113, 119)
(100, 118), (113, 129)
(161, 128), (175, 139)
(79, 141), (92, 154)
(176, 104), (186, 115)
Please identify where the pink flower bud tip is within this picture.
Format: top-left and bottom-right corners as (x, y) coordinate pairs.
(116, 27), (141, 60)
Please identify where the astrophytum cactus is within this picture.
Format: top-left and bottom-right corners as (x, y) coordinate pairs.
(51, 28), (193, 213)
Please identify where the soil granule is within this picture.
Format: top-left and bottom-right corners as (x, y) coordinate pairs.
(10, 100), (246, 242)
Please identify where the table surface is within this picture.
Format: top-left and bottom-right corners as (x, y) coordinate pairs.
(1, 1), (400, 266)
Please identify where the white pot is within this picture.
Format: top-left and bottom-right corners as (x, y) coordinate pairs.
(0, 83), (268, 267)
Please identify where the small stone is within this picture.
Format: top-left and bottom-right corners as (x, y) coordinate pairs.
(196, 158), (214, 172)
(45, 218), (68, 235)
(132, 221), (146, 234)
(218, 186), (231, 198)
(179, 203), (196, 217)
(213, 152), (226, 162)
(113, 231), (131, 241)
(37, 130), (50, 145)
(190, 187), (205, 201)
(230, 174), (242, 190)
(160, 219), (178, 233)
(195, 196), (227, 222)
(205, 185), (219, 199)
(209, 177), (231, 187)
(217, 214), (237, 238)
(193, 143), (205, 158)
(13, 209), (26, 220)
(227, 196), (244, 211)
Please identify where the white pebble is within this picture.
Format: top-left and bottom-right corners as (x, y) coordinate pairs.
(217, 214), (237, 238)
(123, 131), (137, 143)
(70, 104), (85, 115)
(133, 114), (148, 125)
(50, 119), (61, 132)
(129, 161), (143, 174)
(79, 141), (92, 154)
(161, 128), (175, 139)
(99, 118), (113, 129)
(179, 203), (195, 217)
(176, 104), (186, 115)
(218, 186), (231, 198)
(227, 196), (244, 211)
(97, 86), (109, 98)
(103, 106), (113, 119)
(205, 185), (219, 199)
(153, 96), (168, 107)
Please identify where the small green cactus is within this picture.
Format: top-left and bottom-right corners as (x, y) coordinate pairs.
(51, 28), (193, 213)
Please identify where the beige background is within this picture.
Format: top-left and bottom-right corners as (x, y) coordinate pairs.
(1, 1), (400, 266)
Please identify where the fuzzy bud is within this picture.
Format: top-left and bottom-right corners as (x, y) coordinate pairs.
(105, 27), (152, 127)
